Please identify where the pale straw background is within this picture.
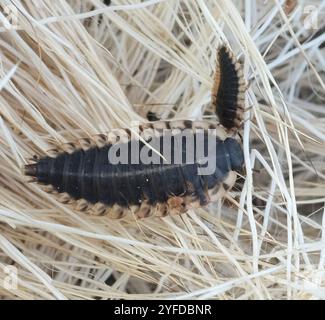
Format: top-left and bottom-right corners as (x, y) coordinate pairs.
(0, 0), (324, 299)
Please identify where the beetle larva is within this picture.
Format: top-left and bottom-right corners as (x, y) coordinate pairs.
(24, 45), (246, 219)
(212, 45), (246, 131)
(24, 121), (244, 218)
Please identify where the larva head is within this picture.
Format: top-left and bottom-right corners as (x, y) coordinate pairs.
(24, 163), (38, 177)
(212, 45), (246, 132)
(24, 157), (57, 184)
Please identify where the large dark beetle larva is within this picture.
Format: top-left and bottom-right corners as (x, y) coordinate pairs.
(24, 45), (246, 219)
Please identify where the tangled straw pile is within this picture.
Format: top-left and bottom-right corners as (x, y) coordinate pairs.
(0, 0), (324, 299)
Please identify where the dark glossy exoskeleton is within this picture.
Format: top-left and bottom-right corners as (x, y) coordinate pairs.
(24, 45), (246, 219)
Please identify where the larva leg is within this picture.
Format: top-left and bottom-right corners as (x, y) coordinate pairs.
(43, 185), (55, 193)
(136, 200), (154, 219)
(90, 202), (107, 216)
(58, 192), (72, 204)
(154, 202), (168, 217)
(93, 134), (107, 148)
(47, 148), (59, 158)
(78, 138), (92, 151)
(75, 199), (89, 211)
(106, 204), (127, 219)
(61, 142), (77, 154)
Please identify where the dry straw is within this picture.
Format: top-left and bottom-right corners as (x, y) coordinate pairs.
(0, 0), (324, 299)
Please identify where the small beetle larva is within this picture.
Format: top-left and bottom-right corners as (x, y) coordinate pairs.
(212, 45), (246, 131)
(24, 45), (246, 219)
